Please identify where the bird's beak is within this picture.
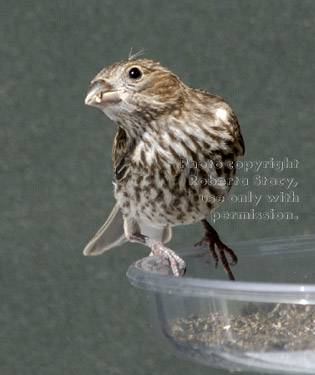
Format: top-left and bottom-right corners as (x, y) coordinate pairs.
(85, 79), (121, 107)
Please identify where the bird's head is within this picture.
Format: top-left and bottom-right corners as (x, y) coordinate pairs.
(85, 58), (185, 124)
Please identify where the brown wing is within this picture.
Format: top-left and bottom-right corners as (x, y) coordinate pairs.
(112, 126), (131, 180)
(231, 112), (245, 157)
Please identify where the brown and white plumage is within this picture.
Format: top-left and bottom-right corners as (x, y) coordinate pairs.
(83, 58), (244, 279)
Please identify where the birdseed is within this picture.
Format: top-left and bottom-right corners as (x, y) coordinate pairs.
(167, 304), (315, 352)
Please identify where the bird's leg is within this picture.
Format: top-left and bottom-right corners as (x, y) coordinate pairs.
(195, 219), (238, 280)
(129, 233), (186, 277)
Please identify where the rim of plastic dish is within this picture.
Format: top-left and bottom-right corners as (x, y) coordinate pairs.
(127, 235), (315, 304)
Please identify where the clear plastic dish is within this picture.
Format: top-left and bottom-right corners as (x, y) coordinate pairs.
(127, 235), (315, 374)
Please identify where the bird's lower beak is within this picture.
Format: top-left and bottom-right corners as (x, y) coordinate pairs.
(85, 79), (121, 107)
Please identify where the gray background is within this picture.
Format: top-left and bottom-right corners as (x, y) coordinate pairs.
(1, 1), (314, 374)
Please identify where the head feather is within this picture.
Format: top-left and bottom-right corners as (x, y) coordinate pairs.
(128, 47), (146, 60)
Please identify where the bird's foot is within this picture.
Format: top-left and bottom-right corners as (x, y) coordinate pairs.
(130, 233), (186, 277)
(195, 219), (237, 280)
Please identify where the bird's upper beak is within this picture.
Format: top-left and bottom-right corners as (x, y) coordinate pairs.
(85, 79), (121, 107)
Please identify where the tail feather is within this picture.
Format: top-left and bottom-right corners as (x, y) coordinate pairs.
(83, 203), (127, 256)
(83, 203), (173, 256)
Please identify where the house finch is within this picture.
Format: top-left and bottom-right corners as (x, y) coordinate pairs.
(83, 57), (244, 280)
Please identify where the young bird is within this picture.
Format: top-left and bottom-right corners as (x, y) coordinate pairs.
(83, 58), (244, 280)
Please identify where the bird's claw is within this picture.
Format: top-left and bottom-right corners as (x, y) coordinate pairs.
(130, 233), (186, 277)
(196, 220), (238, 280)
(150, 243), (186, 277)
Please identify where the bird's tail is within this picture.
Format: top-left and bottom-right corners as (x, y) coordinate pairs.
(83, 202), (127, 256)
(83, 203), (172, 256)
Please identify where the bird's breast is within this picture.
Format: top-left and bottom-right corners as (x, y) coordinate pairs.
(114, 158), (235, 227)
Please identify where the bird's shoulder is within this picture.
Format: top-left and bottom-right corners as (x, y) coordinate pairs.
(188, 88), (245, 156)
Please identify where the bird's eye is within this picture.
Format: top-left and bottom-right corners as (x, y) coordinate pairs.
(128, 67), (142, 79)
